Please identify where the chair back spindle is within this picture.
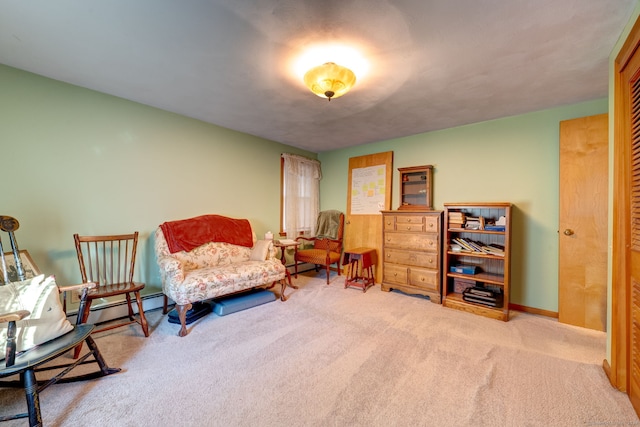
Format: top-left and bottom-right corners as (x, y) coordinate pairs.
(75, 233), (137, 288)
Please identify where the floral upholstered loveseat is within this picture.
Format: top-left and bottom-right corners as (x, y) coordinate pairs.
(154, 214), (287, 336)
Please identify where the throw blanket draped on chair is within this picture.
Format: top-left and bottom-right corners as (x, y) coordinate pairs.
(294, 210), (344, 285)
(160, 215), (253, 253)
(315, 210), (342, 239)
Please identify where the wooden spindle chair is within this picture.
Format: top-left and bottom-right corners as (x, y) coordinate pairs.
(72, 232), (150, 358)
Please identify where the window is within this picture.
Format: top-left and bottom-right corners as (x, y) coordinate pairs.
(281, 153), (322, 238)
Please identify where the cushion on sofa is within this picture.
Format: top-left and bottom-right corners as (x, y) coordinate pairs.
(166, 259), (285, 306)
(155, 228), (257, 270)
(250, 240), (271, 261)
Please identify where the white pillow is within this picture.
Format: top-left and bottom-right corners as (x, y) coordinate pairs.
(0, 274), (73, 360)
(250, 240), (271, 261)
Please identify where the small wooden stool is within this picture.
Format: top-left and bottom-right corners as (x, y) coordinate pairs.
(343, 247), (377, 292)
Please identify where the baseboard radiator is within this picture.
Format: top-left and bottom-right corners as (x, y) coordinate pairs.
(65, 293), (166, 325)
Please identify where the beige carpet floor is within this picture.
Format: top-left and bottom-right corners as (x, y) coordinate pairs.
(1, 272), (637, 427)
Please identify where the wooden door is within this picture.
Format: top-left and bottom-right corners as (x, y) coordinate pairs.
(558, 114), (608, 331)
(615, 22), (640, 413)
(346, 152), (393, 283)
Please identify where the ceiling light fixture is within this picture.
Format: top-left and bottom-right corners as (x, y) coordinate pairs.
(303, 62), (356, 101)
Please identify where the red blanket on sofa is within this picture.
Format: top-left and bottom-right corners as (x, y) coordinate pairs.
(160, 214), (254, 254)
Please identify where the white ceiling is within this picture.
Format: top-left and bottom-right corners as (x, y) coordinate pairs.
(0, 1), (636, 152)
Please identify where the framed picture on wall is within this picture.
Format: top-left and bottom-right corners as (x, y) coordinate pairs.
(0, 250), (41, 284)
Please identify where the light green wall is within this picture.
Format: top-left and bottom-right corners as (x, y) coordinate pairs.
(0, 61), (613, 315)
(319, 99), (608, 312)
(0, 64), (315, 295)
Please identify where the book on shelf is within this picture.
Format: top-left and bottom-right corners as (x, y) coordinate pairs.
(462, 295), (503, 308)
(466, 240), (484, 252)
(483, 225), (505, 231)
(480, 243), (505, 256)
(448, 212), (466, 220)
(465, 286), (495, 297)
(452, 237), (489, 254)
(463, 293), (498, 304)
(448, 212), (466, 228)
(452, 238), (476, 252)
(462, 287), (503, 308)
(464, 216), (485, 230)
(450, 264), (478, 275)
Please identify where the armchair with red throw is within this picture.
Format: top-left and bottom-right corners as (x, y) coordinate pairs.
(294, 210), (344, 284)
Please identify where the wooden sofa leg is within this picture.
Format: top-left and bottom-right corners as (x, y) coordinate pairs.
(162, 295), (169, 314)
(280, 278), (288, 301)
(175, 303), (192, 337)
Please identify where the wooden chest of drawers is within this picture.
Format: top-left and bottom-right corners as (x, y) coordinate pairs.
(381, 210), (442, 303)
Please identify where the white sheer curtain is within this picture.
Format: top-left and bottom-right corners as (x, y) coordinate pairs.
(282, 153), (322, 238)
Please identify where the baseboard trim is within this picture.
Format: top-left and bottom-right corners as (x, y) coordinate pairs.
(73, 291), (560, 324)
(286, 263), (316, 275)
(509, 303), (558, 319)
(603, 358), (626, 392)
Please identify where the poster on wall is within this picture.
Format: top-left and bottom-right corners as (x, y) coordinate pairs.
(350, 165), (387, 215)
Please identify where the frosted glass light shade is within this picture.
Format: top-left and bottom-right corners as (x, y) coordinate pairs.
(303, 62), (356, 101)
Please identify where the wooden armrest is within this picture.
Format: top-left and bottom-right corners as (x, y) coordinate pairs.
(58, 282), (97, 293)
(59, 282), (97, 314)
(0, 310), (30, 323)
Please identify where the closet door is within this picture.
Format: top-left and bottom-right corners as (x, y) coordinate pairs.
(631, 76), (640, 416)
(626, 64), (640, 414)
(614, 15), (640, 416)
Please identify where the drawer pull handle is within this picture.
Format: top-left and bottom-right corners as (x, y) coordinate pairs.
(429, 223), (434, 228)
(387, 254), (391, 258)
(421, 277), (425, 282)
(407, 227), (411, 230)
(387, 221), (391, 225)
(429, 259), (433, 263)
(393, 273), (398, 277)
(408, 219), (412, 222)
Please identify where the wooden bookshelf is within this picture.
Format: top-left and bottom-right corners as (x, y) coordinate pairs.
(442, 202), (512, 321)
